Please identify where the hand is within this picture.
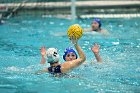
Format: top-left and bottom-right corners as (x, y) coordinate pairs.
(40, 46), (46, 56)
(91, 43), (100, 54)
(69, 36), (78, 45)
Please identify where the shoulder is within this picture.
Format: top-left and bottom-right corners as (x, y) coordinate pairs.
(44, 67), (49, 72)
(84, 28), (92, 32)
(101, 29), (110, 35)
(60, 58), (84, 73)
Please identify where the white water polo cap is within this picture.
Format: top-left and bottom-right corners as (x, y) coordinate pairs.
(46, 48), (60, 63)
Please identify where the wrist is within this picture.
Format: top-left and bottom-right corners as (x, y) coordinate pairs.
(42, 55), (45, 57)
(93, 52), (99, 55)
(73, 41), (77, 45)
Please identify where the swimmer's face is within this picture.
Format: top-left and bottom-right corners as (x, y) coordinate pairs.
(65, 52), (77, 61)
(91, 21), (100, 31)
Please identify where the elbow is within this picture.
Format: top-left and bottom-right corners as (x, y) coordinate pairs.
(81, 55), (86, 62)
(83, 56), (86, 62)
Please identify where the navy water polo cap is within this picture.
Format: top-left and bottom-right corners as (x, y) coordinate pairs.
(93, 18), (102, 28)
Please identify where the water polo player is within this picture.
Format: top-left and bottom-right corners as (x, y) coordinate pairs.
(36, 24), (86, 75)
(36, 37), (86, 75)
(40, 47), (78, 64)
(84, 18), (110, 35)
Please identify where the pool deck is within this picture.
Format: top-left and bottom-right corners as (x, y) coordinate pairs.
(0, 1), (140, 9)
(0, 1), (140, 19)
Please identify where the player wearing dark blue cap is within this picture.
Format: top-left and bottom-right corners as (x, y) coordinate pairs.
(36, 37), (86, 75)
(85, 18), (110, 35)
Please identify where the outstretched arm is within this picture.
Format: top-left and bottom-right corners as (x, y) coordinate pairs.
(34, 47), (48, 75)
(91, 43), (102, 62)
(40, 47), (46, 64)
(74, 42), (86, 63)
(61, 37), (86, 73)
(34, 68), (48, 75)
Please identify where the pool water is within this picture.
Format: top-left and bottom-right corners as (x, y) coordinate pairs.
(0, 15), (140, 93)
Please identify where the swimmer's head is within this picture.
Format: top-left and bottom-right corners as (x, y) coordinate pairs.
(46, 48), (59, 63)
(91, 18), (102, 31)
(63, 47), (77, 61)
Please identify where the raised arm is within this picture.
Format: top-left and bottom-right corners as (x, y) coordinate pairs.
(61, 37), (86, 73)
(40, 47), (46, 64)
(91, 43), (102, 62)
(34, 47), (48, 74)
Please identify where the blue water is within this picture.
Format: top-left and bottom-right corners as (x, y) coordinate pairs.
(0, 15), (140, 93)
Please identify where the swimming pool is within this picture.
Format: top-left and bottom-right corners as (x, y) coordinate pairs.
(0, 15), (140, 93)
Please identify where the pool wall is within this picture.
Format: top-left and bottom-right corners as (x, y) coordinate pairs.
(0, 1), (140, 19)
